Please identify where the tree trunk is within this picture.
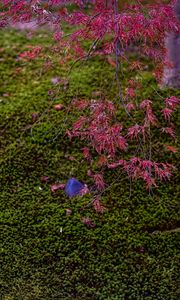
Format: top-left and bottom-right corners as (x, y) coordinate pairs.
(162, 0), (180, 88)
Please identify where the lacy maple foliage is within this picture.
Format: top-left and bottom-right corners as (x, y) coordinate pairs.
(1, 0), (179, 190)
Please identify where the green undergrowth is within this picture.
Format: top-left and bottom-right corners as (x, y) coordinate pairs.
(0, 29), (180, 300)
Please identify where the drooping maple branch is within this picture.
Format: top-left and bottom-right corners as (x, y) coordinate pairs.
(114, 0), (130, 115)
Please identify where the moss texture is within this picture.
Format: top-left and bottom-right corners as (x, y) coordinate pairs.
(0, 29), (180, 300)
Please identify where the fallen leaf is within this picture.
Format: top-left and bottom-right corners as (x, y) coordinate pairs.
(164, 144), (177, 153)
(51, 183), (65, 192)
(40, 175), (49, 183)
(81, 217), (96, 228)
(32, 112), (39, 122)
(87, 169), (93, 177)
(51, 77), (60, 85)
(68, 156), (77, 161)
(66, 209), (72, 216)
(93, 197), (106, 214)
(3, 93), (10, 97)
(79, 184), (89, 196)
(53, 104), (64, 111)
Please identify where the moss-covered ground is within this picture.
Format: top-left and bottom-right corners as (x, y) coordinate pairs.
(0, 29), (180, 300)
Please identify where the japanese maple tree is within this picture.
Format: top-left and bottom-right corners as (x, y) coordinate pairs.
(0, 0), (179, 191)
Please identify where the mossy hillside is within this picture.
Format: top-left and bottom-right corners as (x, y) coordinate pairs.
(0, 29), (180, 300)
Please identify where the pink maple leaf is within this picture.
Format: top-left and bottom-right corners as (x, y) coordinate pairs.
(40, 175), (49, 183)
(53, 104), (64, 111)
(93, 197), (106, 214)
(66, 209), (72, 216)
(51, 183), (65, 192)
(81, 217), (96, 228)
(93, 173), (105, 190)
(161, 108), (174, 122)
(164, 144), (177, 153)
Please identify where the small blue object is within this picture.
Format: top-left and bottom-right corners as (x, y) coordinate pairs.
(65, 178), (84, 198)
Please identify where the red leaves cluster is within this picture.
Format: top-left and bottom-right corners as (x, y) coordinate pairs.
(126, 102), (135, 113)
(71, 100), (127, 157)
(164, 145), (177, 154)
(161, 127), (176, 139)
(82, 147), (90, 159)
(161, 96), (180, 123)
(19, 46), (42, 61)
(70, 94), (178, 190)
(93, 174), (105, 191)
(127, 124), (146, 141)
(165, 96), (180, 110)
(161, 96), (180, 139)
(93, 197), (106, 214)
(109, 157), (175, 189)
(126, 87), (136, 99)
(71, 98), (89, 110)
(161, 108), (174, 122)
(139, 100), (157, 126)
(2, 0), (179, 63)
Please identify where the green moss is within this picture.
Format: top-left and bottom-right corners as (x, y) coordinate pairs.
(0, 30), (179, 300)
